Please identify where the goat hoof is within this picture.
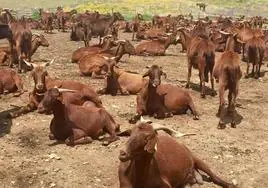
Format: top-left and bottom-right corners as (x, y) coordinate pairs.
(217, 122), (225, 129)
(193, 115), (199, 120)
(231, 122), (236, 128)
(49, 133), (55, 140)
(211, 91), (217, 97)
(201, 94), (206, 98)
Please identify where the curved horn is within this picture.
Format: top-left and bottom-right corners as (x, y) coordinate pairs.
(102, 56), (110, 60)
(57, 88), (78, 93)
(33, 33), (41, 36)
(101, 35), (113, 40)
(152, 123), (196, 138)
(41, 59), (55, 67)
(140, 116), (152, 123)
(115, 39), (126, 43)
(23, 59), (37, 68)
(219, 30), (231, 35)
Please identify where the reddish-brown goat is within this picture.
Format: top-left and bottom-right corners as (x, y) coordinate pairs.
(98, 59), (147, 96)
(37, 88), (119, 146)
(71, 35), (117, 63)
(78, 40), (135, 77)
(135, 33), (179, 56)
(118, 122), (235, 188)
(0, 68), (25, 97)
(129, 65), (199, 124)
(213, 32), (242, 129)
(244, 36), (265, 78)
(179, 28), (216, 98)
(9, 60), (101, 118)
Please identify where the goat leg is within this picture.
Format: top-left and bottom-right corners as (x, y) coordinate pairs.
(186, 62), (192, 88)
(65, 128), (92, 146)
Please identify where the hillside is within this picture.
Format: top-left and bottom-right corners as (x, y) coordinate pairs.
(1, 0), (268, 19)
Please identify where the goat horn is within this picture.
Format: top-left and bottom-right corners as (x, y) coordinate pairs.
(115, 39), (126, 43)
(152, 123), (196, 138)
(140, 116), (152, 123)
(33, 33), (40, 36)
(219, 30), (231, 35)
(101, 35), (113, 40)
(23, 59), (38, 68)
(177, 27), (184, 31)
(102, 56), (110, 60)
(41, 59), (55, 67)
(176, 36), (180, 41)
(57, 88), (78, 93)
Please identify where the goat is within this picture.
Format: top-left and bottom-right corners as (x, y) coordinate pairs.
(129, 65), (199, 124)
(37, 88), (119, 146)
(119, 121), (235, 188)
(213, 32), (242, 129)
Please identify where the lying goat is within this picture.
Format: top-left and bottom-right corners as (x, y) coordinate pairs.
(130, 65), (199, 124)
(38, 88), (119, 146)
(119, 121), (235, 188)
(98, 58), (147, 96)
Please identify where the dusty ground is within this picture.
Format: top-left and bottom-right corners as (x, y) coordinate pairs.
(0, 30), (267, 188)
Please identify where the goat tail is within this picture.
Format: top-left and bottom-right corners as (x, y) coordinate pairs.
(193, 156), (234, 188)
(224, 64), (241, 87)
(204, 52), (215, 82)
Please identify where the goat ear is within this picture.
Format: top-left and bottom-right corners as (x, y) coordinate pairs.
(144, 133), (158, 153)
(116, 129), (131, 137)
(143, 70), (150, 78)
(161, 72), (167, 79)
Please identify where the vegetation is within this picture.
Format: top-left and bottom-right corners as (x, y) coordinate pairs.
(1, 0), (268, 20)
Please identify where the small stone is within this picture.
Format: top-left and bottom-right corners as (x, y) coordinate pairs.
(225, 154), (234, 158)
(11, 181), (15, 185)
(213, 155), (221, 159)
(49, 182), (56, 188)
(95, 178), (101, 182)
(82, 162), (89, 165)
(232, 179), (238, 186)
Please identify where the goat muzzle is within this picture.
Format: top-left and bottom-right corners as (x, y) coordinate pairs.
(119, 150), (131, 162)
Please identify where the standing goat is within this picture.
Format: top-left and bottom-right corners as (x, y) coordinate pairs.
(213, 32), (242, 129)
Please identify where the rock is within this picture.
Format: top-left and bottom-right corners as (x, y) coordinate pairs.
(49, 182), (56, 188)
(232, 179), (238, 186)
(48, 153), (61, 160)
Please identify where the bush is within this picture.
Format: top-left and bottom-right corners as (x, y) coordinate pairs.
(31, 10), (41, 21)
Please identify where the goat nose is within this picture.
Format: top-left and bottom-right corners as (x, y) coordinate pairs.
(36, 84), (44, 90)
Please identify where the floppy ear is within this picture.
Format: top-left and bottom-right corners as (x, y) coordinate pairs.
(116, 129), (131, 137)
(144, 133), (158, 153)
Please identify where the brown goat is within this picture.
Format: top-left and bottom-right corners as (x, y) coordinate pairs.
(9, 60), (102, 118)
(0, 68), (25, 97)
(213, 33), (242, 129)
(37, 88), (119, 146)
(98, 59), (147, 96)
(135, 33), (179, 56)
(129, 65), (199, 124)
(0, 34), (49, 65)
(244, 36), (265, 78)
(78, 40), (135, 77)
(179, 29), (216, 98)
(71, 35), (117, 63)
(118, 122), (235, 188)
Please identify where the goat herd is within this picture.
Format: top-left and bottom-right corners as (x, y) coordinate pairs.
(0, 7), (268, 188)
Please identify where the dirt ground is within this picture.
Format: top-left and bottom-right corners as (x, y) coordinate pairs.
(0, 30), (267, 188)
